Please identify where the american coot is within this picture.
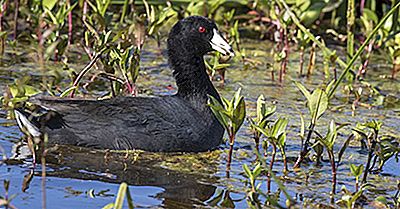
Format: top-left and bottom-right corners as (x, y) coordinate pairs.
(14, 16), (234, 152)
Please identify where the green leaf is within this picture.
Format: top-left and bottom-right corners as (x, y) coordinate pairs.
(256, 94), (276, 123)
(45, 40), (60, 60)
(271, 117), (288, 139)
(44, 8), (58, 24)
(232, 96), (245, 134)
(102, 203), (114, 209)
(114, 182), (128, 209)
(233, 88), (242, 108)
(309, 88), (328, 124)
(24, 85), (41, 97)
(295, 81), (311, 102)
(253, 124), (270, 138)
(208, 96), (229, 131)
(338, 134), (352, 164)
(277, 132), (286, 148)
(363, 8), (378, 24)
(325, 120), (337, 150)
(243, 164), (252, 179)
(299, 2), (326, 26)
(42, 0), (57, 10)
(350, 164), (363, 177)
(253, 163), (262, 177)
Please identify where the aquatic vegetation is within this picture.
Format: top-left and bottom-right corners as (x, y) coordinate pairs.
(314, 120), (341, 199)
(102, 182), (134, 209)
(208, 88), (246, 174)
(0, 0), (399, 208)
(349, 164), (364, 192)
(336, 184), (369, 209)
(0, 180), (17, 209)
(352, 120), (382, 184)
(293, 82), (329, 168)
(248, 95), (276, 151)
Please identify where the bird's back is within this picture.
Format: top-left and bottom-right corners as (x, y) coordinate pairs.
(17, 96), (223, 152)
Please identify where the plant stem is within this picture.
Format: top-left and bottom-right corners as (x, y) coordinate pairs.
(226, 130), (235, 177)
(41, 148), (47, 209)
(362, 140), (376, 184)
(67, 0), (72, 46)
(120, 0), (129, 24)
(328, 1), (400, 99)
(328, 151), (336, 203)
(282, 27), (289, 74)
(392, 61), (399, 79)
(69, 48), (106, 97)
(254, 134), (260, 152)
(276, 0), (346, 68)
(267, 143), (276, 193)
(294, 123), (315, 168)
(0, 1), (6, 57)
(282, 150), (288, 174)
(37, 14), (44, 67)
(355, 176), (359, 192)
(307, 43), (316, 77)
(82, 0), (87, 23)
(346, 0), (355, 62)
(299, 46), (304, 76)
(13, 0), (18, 40)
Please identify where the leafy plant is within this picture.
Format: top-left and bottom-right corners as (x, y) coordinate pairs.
(208, 88), (246, 174)
(102, 182), (134, 209)
(248, 95), (276, 150)
(243, 163), (262, 193)
(253, 117), (289, 176)
(293, 82), (329, 168)
(314, 120), (341, 198)
(336, 185), (369, 209)
(349, 164), (363, 192)
(0, 180), (17, 209)
(2, 77), (41, 109)
(352, 120), (382, 184)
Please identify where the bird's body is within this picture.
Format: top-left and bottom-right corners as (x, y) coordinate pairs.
(15, 16), (234, 152)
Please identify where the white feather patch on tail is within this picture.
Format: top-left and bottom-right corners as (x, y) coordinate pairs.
(14, 110), (41, 137)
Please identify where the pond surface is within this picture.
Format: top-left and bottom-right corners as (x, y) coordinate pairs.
(0, 39), (399, 208)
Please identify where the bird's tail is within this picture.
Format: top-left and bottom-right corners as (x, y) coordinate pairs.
(14, 108), (42, 137)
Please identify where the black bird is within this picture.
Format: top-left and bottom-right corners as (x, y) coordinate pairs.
(14, 16), (234, 152)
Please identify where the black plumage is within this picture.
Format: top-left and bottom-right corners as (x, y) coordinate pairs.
(15, 16), (234, 152)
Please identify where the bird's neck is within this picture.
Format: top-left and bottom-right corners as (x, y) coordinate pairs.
(169, 54), (220, 102)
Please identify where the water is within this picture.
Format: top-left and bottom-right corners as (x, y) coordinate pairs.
(0, 39), (399, 208)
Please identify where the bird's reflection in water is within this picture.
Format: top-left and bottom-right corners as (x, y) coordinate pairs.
(15, 144), (225, 208)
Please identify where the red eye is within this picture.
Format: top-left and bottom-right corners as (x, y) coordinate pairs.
(198, 26), (206, 33)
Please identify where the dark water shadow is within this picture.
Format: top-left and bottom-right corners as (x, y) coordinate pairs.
(15, 144), (221, 208)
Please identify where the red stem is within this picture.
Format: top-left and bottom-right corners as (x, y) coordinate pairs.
(226, 131), (235, 178)
(67, 0), (72, 46)
(13, 0), (18, 40)
(267, 143), (276, 193)
(299, 47), (304, 76)
(328, 151), (336, 203)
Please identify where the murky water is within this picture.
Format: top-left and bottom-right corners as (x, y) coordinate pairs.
(0, 39), (399, 208)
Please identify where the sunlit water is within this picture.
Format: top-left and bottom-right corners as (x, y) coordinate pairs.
(0, 39), (399, 208)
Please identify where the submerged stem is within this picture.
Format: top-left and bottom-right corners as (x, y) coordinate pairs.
(13, 0), (19, 40)
(328, 151), (336, 203)
(267, 143), (276, 193)
(226, 132), (235, 178)
(362, 141), (376, 184)
(294, 123), (315, 168)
